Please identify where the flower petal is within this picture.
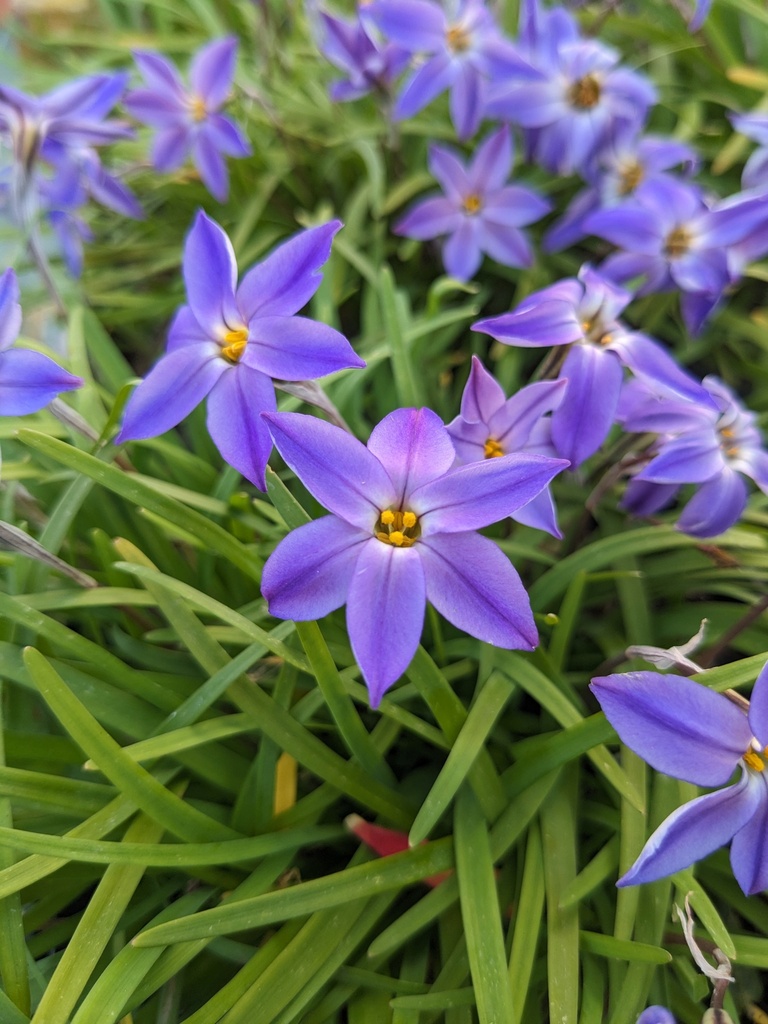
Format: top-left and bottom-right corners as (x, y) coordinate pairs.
(458, 355), (505, 423)
(449, 62), (483, 140)
(182, 211), (241, 337)
(116, 344), (225, 442)
(748, 662), (768, 747)
(676, 467), (748, 537)
(151, 126), (190, 171)
(261, 515), (367, 620)
(394, 53), (456, 121)
(419, 531), (538, 649)
(443, 218), (482, 281)
(243, 315), (364, 381)
(590, 670), (751, 786)
(477, 221), (533, 270)
(192, 130), (229, 201)
(189, 37), (237, 109)
(551, 344), (623, 466)
(367, 407), (456, 503)
(729, 771), (768, 894)
(206, 364), (276, 489)
(237, 221), (341, 321)
(0, 268), (22, 352)
(491, 378), (568, 449)
(394, 197), (463, 241)
(468, 125), (512, 193)
(0, 349), (82, 415)
(428, 144), (469, 202)
(366, 0), (445, 50)
(132, 50), (185, 96)
(615, 333), (712, 405)
(618, 771), (761, 886)
(638, 437), (723, 485)
(474, 297), (583, 348)
(347, 541), (426, 707)
(512, 486), (562, 538)
(413, 451), (568, 533)
(263, 412), (395, 527)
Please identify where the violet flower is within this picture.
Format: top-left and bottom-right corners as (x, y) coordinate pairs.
(261, 407), (567, 705)
(446, 355), (567, 536)
(622, 375), (768, 537)
(637, 1010), (675, 1024)
(316, 9), (409, 101)
(590, 662), (768, 895)
(116, 211), (363, 488)
(394, 125), (550, 281)
(545, 130), (698, 253)
(365, 0), (535, 140)
(0, 268), (82, 414)
(125, 38), (251, 202)
(585, 177), (768, 335)
(473, 265), (712, 467)
(486, 0), (656, 176)
(687, 0), (713, 31)
(730, 113), (768, 190)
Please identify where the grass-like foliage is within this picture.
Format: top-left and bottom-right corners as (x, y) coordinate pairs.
(2, 0), (768, 1022)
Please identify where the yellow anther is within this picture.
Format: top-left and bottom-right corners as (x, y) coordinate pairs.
(221, 328), (248, 364)
(380, 509), (395, 525)
(484, 438), (504, 459)
(664, 226), (691, 258)
(389, 531), (406, 546)
(569, 74), (601, 110)
(744, 749), (766, 772)
(619, 160), (644, 195)
(402, 511), (417, 529)
(599, 332), (613, 346)
(375, 507), (420, 546)
(463, 193), (482, 215)
(446, 24), (470, 52)
(189, 95), (208, 122)
(721, 427), (735, 439)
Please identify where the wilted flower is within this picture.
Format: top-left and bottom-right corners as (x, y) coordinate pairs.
(366, 0), (535, 140)
(394, 125), (550, 281)
(486, 0), (656, 176)
(125, 38), (251, 202)
(585, 177), (768, 334)
(261, 407), (567, 705)
(116, 211), (363, 488)
(446, 355), (566, 535)
(621, 375), (768, 537)
(0, 268), (82, 414)
(591, 661), (768, 895)
(473, 265), (712, 466)
(316, 9), (409, 101)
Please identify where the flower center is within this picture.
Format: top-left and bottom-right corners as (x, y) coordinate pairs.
(484, 438), (504, 459)
(221, 327), (248, 363)
(189, 95), (208, 122)
(463, 193), (482, 215)
(718, 424), (740, 459)
(664, 226), (691, 258)
(375, 508), (420, 547)
(569, 74), (601, 110)
(744, 740), (768, 772)
(446, 24), (471, 53)
(618, 159), (644, 195)
(580, 319), (613, 346)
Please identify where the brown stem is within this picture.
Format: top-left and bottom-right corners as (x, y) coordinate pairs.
(698, 593), (768, 668)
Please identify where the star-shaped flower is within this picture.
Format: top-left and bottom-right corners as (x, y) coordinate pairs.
(261, 407), (567, 705)
(116, 211), (363, 488)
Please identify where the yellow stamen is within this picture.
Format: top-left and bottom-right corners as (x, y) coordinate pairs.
(664, 226), (691, 258)
(375, 508), (420, 547)
(599, 332), (613, 346)
(569, 74), (601, 110)
(744, 749), (766, 772)
(484, 438), (504, 459)
(721, 427), (735, 439)
(189, 95), (207, 122)
(618, 160), (644, 195)
(463, 193), (482, 215)
(221, 327), (248, 364)
(446, 24), (470, 52)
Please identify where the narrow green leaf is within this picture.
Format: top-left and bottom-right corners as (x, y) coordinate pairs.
(580, 932), (671, 965)
(508, 824), (545, 1024)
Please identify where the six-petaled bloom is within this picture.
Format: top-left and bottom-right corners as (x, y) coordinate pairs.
(116, 211), (363, 488)
(0, 268), (82, 415)
(591, 662), (768, 895)
(124, 37), (251, 202)
(394, 125), (551, 281)
(261, 407), (568, 706)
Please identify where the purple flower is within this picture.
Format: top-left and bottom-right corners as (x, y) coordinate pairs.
(394, 125), (550, 281)
(687, 0), (713, 31)
(545, 130), (698, 253)
(473, 265), (712, 467)
(116, 211), (363, 488)
(316, 9), (409, 101)
(261, 407), (567, 705)
(586, 177), (768, 335)
(590, 662), (768, 895)
(486, 1), (656, 176)
(622, 375), (768, 537)
(124, 38), (251, 202)
(730, 113), (768, 190)
(446, 355), (567, 536)
(0, 268), (82, 414)
(365, 0), (535, 140)
(637, 1010), (675, 1024)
